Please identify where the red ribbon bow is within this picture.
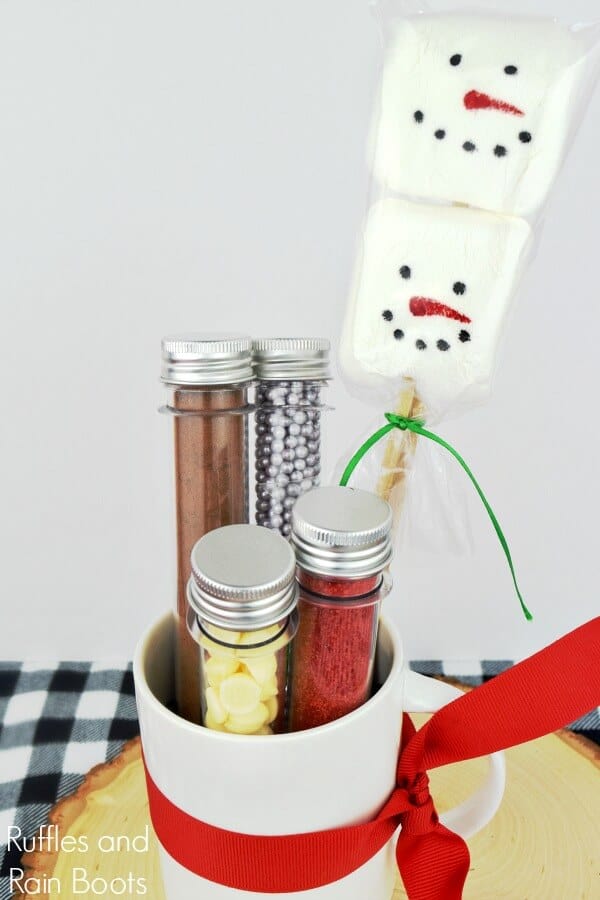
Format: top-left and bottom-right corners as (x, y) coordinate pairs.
(144, 617), (600, 898)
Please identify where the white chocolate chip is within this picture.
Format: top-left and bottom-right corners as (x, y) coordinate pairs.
(204, 655), (240, 686)
(256, 725), (273, 735)
(265, 696), (278, 724)
(219, 673), (262, 716)
(207, 625), (242, 644)
(224, 704), (269, 734)
(205, 711), (227, 732)
(259, 677), (278, 701)
(205, 686), (227, 725)
(243, 654), (277, 685)
(237, 625), (280, 647)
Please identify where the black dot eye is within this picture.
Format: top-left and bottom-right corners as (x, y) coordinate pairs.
(453, 282), (466, 295)
(459, 329), (471, 343)
(437, 339), (450, 352)
(382, 310), (393, 322)
(399, 265), (411, 279)
(435, 129), (446, 140)
(463, 141), (476, 153)
(494, 145), (507, 157)
(416, 339), (427, 350)
(414, 110), (424, 123)
(450, 54), (462, 66)
(504, 65), (518, 75)
(519, 131), (532, 143)
(393, 329), (404, 341)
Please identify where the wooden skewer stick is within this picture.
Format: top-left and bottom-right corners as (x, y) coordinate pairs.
(375, 381), (424, 530)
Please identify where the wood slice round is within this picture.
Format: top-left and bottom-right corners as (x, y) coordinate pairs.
(14, 709), (600, 899)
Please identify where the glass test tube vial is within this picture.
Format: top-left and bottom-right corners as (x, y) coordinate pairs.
(187, 524), (298, 734)
(288, 485), (393, 732)
(252, 338), (330, 537)
(161, 334), (253, 724)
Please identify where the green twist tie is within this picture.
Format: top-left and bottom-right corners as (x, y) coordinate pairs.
(340, 412), (532, 622)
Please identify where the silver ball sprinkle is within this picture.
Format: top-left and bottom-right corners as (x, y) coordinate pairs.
(256, 376), (324, 528)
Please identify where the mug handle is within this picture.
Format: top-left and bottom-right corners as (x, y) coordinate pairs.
(404, 669), (506, 840)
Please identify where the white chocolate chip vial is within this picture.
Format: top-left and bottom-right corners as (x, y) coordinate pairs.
(252, 339), (330, 537)
(187, 524), (298, 735)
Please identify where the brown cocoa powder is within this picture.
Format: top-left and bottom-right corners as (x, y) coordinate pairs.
(172, 387), (248, 723)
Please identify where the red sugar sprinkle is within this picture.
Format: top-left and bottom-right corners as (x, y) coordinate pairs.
(289, 571), (381, 732)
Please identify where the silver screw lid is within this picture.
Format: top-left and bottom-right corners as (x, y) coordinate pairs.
(188, 524), (297, 630)
(252, 338), (330, 380)
(291, 486), (393, 578)
(161, 333), (253, 386)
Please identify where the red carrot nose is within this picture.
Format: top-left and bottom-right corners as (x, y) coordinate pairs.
(464, 89), (524, 117)
(409, 297), (471, 324)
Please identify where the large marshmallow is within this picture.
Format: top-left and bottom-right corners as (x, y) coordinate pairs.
(371, 14), (587, 217)
(340, 198), (532, 415)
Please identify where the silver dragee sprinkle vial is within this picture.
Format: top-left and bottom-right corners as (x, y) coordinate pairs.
(252, 339), (331, 538)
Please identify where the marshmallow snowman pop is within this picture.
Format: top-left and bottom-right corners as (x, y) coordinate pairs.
(340, 196), (532, 526)
(340, 10), (598, 536)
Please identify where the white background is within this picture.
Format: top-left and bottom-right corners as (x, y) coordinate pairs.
(1, 0), (598, 661)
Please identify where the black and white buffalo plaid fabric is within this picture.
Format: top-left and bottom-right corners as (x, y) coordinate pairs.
(0, 662), (138, 900)
(0, 659), (598, 900)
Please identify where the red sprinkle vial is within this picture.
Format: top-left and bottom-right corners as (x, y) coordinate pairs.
(289, 571), (382, 732)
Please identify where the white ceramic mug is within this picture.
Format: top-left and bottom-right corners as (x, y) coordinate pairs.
(134, 613), (505, 900)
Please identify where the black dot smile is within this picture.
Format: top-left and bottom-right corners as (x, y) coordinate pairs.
(414, 109), (533, 157)
(382, 309), (393, 322)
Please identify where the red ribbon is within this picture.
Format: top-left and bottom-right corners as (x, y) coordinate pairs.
(144, 617), (600, 898)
